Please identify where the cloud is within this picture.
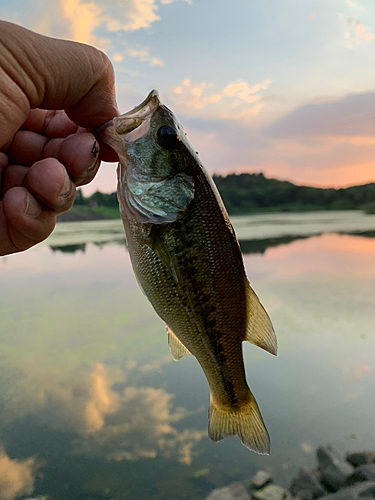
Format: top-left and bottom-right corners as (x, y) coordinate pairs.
(5, 363), (122, 435)
(346, 0), (363, 9)
(0, 450), (39, 500)
(264, 92), (375, 138)
(126, 47), (165, 66)
(101, 0), (160, 32)
(161, 0), (192, 4)
(340, 15), (373, 49)
(353, 364), (371, 382)
(73, 385), (206, 465)
(171, 78), (272, 121)
(61, 0), (161, 42)
(4, 362), (205, 466)
(15, 0), (187, 63)
(345, 19), (373, 48)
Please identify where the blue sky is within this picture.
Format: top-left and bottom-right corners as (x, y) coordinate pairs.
(1, 0), (375, 193)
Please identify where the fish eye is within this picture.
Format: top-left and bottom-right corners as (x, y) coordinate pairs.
(156, 125), (179, 150)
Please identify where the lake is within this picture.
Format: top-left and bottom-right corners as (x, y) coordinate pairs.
(1, 211), (375, 500)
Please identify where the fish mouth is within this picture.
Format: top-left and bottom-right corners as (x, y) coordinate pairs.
(114, 89), (160, 138)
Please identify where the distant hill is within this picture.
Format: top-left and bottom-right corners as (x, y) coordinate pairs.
(58, 173), (375, 222)
(212, 173), (375, 214)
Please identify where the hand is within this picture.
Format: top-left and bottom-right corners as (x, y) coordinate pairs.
(0, 21), (119, 256)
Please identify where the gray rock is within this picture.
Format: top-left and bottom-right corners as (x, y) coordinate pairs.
(317, 445), (355, 491)
(346, 464), (375, 485)
(249, 471), (272, 489)
(318, 481), (375, 500)
(252, 484), (291, 500)
(290, 466), (326, 499)
(294, 489), (315, 500)
(346, 453), (375, 468)
(206, 482), (250, 500)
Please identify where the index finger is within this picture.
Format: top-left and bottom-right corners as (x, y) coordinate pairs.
(21, 109), (79, 137)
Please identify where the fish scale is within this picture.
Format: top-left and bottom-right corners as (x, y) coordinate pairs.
(99, 90), (277, 454)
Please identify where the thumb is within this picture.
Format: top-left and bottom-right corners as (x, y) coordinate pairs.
(0, 21), (119, 145)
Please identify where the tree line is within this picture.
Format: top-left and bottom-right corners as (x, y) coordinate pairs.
(75, 172), (375, 215)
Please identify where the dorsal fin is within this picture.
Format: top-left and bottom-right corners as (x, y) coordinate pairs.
(245, 282), (277, 356)
(166, 325), (191, 361)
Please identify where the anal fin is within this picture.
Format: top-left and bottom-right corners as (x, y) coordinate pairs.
(245, 281), (277, 356)
(166, 325), (190, 361)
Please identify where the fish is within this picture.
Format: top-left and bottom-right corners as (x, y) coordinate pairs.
(99, 90), (277, 454)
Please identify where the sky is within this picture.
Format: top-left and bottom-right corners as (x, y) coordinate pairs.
(1, 0), (375, 193)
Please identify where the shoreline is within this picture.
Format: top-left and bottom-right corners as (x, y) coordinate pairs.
(205, 445), (375, 500)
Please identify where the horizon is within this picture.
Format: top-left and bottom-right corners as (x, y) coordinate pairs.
(78, 170), (375, 197)
(1, 0), (375, 193)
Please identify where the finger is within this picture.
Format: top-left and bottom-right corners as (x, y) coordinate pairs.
(8, 130), (48, 166)
(8, 130), (101, 184)
(2, 165), (28, 194)
(0, 21), (119, 148)
(0, 152), (8, 180)
(24, 158), (76, 213)
(21, 109), (79, 137)
(1, 187), (56, 255)
(44, 133), (101, 186)
(19, 110), (118, 163)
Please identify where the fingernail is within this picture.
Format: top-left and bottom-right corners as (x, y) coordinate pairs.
(25, 193), (41, 218)
(92, 141), (99, 159)
(88, 141), (100, 173)
(58, 169), (72, 198)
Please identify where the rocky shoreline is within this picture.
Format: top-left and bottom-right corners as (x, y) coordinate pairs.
(205, 446), (375, 500)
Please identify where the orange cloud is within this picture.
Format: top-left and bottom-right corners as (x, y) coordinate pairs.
(0, 450), (39, 500)
(344, 18), (373, 48)
(353, 364), (371, 381)
(172, 78), (271, 121)
(126, 47), (164, 67)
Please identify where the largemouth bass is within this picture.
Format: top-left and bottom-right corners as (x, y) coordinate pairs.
(99, 90), (277, 454)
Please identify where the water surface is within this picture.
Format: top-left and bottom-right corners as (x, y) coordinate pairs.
(1, 212), (375, 500)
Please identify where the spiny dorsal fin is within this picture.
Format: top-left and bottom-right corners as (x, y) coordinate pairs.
(166, 325), (191, 361)
(208, 392), (270, 455)
(245, 281), (277, 356)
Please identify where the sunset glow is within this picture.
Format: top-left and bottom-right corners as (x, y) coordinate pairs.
(1, 0), (375, 192)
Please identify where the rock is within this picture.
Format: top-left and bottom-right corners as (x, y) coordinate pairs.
(346, 464), (375, 485)
(317, 481), (375, 500)
(249, 471), (272, 489)
(346, 453), (375, 468)
(206, 482), (250, 500)
(317, 445), (355, 491)
(290, 466), (326, 499)
(252, 484), (291, 500)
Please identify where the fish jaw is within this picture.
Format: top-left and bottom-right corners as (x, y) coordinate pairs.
(97, 89), (160, 161)
(100, 89), (195, 225)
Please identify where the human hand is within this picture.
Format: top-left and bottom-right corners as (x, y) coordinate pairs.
(0, 21), (119, 256)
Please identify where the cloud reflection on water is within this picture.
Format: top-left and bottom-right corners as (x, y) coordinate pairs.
(4, 362), (206, 467)
(0, 449), (39, 500)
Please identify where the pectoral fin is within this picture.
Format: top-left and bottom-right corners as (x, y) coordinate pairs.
(245, 281), (277, 356)
(145, 226), (178, 284)
(167, 325), (190, 361)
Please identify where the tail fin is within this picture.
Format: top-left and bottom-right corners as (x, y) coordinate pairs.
(208, 394), (270, 455)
